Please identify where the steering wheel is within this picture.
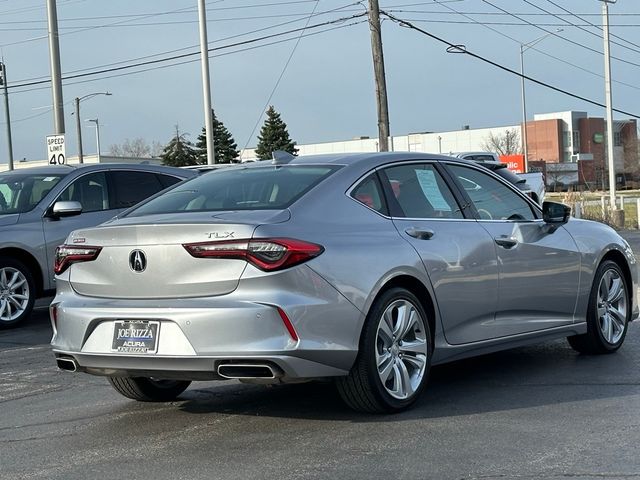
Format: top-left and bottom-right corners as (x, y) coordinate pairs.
(477, 208), (493, 220)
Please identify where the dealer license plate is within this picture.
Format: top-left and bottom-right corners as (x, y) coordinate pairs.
(112, 321), (160, 354)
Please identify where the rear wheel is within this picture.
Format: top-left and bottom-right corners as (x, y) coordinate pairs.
(568, 260), (630, 354)
(107, 377), (191, 402)
(337, 288), (432, 413)
(0, 257), (35, 328)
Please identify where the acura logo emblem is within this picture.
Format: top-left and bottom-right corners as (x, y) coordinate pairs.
(129, 250), (147, 273)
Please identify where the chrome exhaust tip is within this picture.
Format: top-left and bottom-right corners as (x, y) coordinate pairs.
(56, 357), (77, 372)
(217, 363), (279, 379)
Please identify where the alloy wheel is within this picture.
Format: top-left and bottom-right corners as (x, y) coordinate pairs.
(0, 266), (30, 323)
(375, 299), (428, 400)
(596, 268), (627, 345)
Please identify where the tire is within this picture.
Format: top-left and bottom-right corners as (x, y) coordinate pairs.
(107, 377), (191, 402)
(568, 260), (630, 355)
(337, 287), (432, 413)
(0, 257), (36, 328)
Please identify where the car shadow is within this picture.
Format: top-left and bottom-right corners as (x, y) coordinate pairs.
(0, 304), (53, 350)
(176, 336), (640, 422)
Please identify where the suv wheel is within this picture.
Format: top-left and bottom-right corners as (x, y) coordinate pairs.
(0, 257), (35, 328)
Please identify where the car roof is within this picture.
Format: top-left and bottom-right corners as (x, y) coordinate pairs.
(0, 163), (197, 178)
(237, 152), (481, 171)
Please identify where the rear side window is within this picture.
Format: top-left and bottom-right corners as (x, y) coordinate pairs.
(127, 165), (338, 216)
(351, 174), (387, 215)
(110, 171), (165, 208)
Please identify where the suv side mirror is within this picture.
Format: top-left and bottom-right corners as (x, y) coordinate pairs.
(51, 200), (83, 218)
(543, 201), (570, 224)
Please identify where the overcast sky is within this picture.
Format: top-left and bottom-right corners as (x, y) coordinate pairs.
(0, 0), (639, 162)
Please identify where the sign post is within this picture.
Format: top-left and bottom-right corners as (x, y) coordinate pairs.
(46, 134), (66, 165)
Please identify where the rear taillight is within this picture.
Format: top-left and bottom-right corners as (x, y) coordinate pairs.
(183, 238), (324, 272)
(54, 245), (102, 274)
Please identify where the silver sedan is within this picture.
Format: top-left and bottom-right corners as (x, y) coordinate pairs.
(50, 153), (638, 412)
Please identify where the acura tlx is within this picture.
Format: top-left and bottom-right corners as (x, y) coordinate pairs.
(51, 152), (637, 413)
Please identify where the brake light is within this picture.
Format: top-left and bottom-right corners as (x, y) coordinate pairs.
(54, 245), (102, 274)
(183, 238), (324, 272)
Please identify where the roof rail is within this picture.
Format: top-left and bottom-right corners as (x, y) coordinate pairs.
(271, 150), (296, 165)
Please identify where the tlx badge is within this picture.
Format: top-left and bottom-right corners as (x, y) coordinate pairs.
(206, 231), (235, 239)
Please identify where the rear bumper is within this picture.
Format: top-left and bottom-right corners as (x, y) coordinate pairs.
(53, 351), (350, 381)
(51, 265), (364, 380)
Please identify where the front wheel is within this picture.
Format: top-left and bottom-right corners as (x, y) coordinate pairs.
(0, 257), (35, 328)
(107, 377), (191, 402)
(568, 260), (630, 355)
(337, 288), (432, 413)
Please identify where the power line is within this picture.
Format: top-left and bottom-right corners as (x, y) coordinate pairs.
(382, 11), (640, 118)
(520, 0), (640, 56)
(7, 20), (366, 98)
(383, 18), (640, 28)
(8, 1), (362, 84)
(243, 0), (321, 150)
(7, 12), (368, 93)
(427, 0), (640, 92)
(481, 0), (640, 70)
(542, 0), (640, 52)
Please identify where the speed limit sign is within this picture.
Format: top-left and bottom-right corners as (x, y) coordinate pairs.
(46, 134), (66, 165)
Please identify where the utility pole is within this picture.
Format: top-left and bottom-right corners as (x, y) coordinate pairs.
(601, 0), (617, 210)
(47, 0), (65, 134)
(0, 62), (14, 171)
(368, 0), (390, 152)
(198, 0), (215, 164)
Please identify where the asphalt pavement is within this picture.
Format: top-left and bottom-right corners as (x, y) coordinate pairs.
(2, 232), (640, 480)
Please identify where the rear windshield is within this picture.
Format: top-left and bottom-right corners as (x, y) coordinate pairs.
(0, 173), (66, 214)
(127, 165), (338, 216)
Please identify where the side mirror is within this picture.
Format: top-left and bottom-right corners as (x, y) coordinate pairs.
(543, 201), (570, 224)
(51, 200), (83, 218)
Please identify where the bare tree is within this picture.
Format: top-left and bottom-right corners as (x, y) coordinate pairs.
(109, 138), (154, 158)
(481, 129), (522, 156)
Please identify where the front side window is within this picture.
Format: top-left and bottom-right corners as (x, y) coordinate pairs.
(128, 165), (338, 217)
(448, 165), (535, 221)
(58, 172), (109, 213)
(0, 173), (65, 214)
(381, 164), (463, 219)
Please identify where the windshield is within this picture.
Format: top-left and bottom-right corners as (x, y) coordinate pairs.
(127, 165), (339, 217)
(0, 173), (65, 214)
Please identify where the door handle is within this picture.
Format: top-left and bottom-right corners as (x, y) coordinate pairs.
(405, 227), (435, 240)
(494, 236), (518, 249)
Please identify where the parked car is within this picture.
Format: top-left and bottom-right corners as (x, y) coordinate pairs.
(50, 152), (637, 412)
(0, 163), (197, 327)
(451, 152), (545, 204)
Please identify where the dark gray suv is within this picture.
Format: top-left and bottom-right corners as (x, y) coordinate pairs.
(0, 163), (197, 327)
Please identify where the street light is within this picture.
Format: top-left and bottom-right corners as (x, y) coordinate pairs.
(600, 0), (617, 211)
(85, 118), (101, 161)
(519, 29), (563, 173)
(74, 92), (111, 163)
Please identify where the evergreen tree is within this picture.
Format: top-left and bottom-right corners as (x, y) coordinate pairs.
(160, 127), (198, 167)
(255, 106), (298, 160)
(196, 110), (239, 164)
